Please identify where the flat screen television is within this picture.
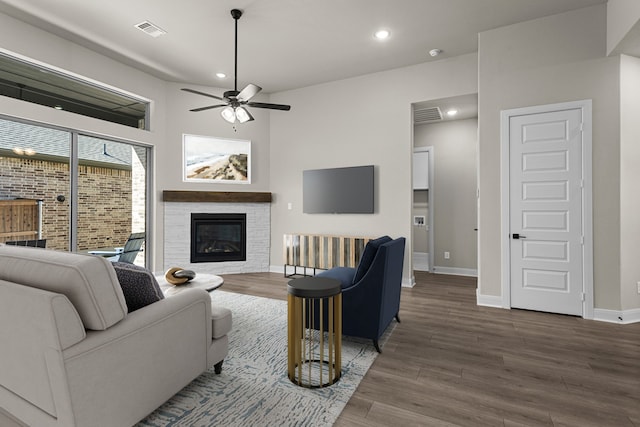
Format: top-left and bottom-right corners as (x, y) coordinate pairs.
(303, 165), (374, 214)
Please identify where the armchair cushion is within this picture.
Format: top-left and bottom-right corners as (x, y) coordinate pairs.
(316, 266), (356, 289)
(352, 235), (391, 284)
(112, 262), (164, 312)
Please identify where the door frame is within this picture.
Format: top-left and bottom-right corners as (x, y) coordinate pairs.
(499, 100), (594, 319)
(413, 145), (435, 272)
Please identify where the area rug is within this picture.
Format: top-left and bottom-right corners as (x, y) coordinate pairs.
(138, 290), (392, 427)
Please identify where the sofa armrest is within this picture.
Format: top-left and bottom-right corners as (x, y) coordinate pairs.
(61, 288), (213, 427)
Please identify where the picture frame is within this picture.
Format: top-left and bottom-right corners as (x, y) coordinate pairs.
(183, 134), (251, 183)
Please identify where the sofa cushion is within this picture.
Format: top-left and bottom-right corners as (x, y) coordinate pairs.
(211, 304), (233, 339)
(316, 267), (356, 289)
(352, 236), (392, 284)
(0, 245), (127, 330)
(112, 262), (164, 312)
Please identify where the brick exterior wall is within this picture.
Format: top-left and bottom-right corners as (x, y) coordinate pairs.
(0, 156), (132, 251)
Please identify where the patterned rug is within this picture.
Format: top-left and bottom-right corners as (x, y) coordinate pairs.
(138, 290), (391, 427)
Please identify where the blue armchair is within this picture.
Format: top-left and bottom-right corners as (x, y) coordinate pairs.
(315, 236), (405, 352)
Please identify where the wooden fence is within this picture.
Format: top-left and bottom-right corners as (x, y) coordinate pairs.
(0, 199), (41, 243)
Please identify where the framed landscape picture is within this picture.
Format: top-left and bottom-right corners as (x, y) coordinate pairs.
(183, 134), (251, 183)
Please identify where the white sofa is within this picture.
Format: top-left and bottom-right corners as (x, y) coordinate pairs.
(0, 244), (231, 427)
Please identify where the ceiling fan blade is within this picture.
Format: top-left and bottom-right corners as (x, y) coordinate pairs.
(181, 88), (226, 101)
(190, 104), (227, 112)
(237, 83), (262, 102)
(247, 102), (291, 111)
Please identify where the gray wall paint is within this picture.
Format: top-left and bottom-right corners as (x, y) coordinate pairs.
(478, 4), (624, 310)
(607, 0), (640, 54)
(414, 118), (478, 270)
(269, 54), (479, 283)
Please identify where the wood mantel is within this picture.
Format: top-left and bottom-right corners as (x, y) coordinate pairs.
(162, 190), (271, 203)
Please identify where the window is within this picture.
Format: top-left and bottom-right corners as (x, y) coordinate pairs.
(0, 51), (149, 129)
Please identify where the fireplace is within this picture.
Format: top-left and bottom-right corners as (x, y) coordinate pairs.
(191, 213), (246, 263)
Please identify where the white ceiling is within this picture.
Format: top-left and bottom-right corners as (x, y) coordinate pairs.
(0, 0), (606, 94)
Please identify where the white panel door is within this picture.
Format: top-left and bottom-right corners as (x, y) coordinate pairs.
(510, 108), (583, 316)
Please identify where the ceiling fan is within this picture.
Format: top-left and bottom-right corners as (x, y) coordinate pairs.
(181, 9), (291, 124)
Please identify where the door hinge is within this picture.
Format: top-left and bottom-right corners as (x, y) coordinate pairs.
(581, 235), (584, 245)
(579, 122), (584, 132)
(581, 292), (585, 302)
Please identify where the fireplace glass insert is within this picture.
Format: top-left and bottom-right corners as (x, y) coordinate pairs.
(191, 213), (246, 263)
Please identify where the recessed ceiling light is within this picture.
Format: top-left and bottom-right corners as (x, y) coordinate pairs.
(446, 109), (458, 116)
(216, 72), (226, 79)
(429, 48), (442, 57)
(374, 29), (390, 40)
(54, 105), (63, 110)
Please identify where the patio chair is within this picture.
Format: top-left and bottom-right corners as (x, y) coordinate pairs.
(114, 232), (145, 264)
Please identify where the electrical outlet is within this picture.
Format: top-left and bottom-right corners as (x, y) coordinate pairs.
(637, 281), (640, 294)
(444, 251), (450, 259)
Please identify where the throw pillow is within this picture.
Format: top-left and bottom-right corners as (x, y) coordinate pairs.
(112, 262), (164, 312)
(352, 235), (392, 284)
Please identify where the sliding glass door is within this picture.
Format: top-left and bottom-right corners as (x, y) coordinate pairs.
(0, 116), (151, 266)
(76, 135), (149, 265)
(0, 117), (71, 251)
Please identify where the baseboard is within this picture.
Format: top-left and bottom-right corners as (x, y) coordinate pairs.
(402, 276), (415, 288)
(593, 308), (640, 324)
(413, 252), (429, 272)
(269, 265), (284, 274)
(433, 266), (478, 277)
(474, 295), (640, 324)
(476, 290), (504, 308)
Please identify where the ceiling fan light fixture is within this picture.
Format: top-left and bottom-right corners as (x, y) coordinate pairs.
(221, 106), (236, 123)
(235, 107), (251, 123)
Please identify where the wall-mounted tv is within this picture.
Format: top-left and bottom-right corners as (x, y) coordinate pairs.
(303, 165), (374, 214)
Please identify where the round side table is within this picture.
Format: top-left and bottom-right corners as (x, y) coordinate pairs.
(287, 276), (342, 388)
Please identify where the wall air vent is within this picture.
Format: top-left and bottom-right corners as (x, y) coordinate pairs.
(414, 107), (442, 124)
(134, 21), (167, 38)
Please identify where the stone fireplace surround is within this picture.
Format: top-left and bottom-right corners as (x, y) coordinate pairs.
(163, 191), (270, 275)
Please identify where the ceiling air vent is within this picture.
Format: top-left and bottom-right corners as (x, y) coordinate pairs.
(414, 107), (442, 124)
(134, 21), (167, 38)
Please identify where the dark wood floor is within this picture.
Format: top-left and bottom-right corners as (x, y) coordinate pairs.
(222, 271), (640, 427)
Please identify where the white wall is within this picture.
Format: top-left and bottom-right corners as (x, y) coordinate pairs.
(478, 4), (623, 310)
(620, 55), (640, 311)
(414, 118), (478, 272)
(269, 54), (478, 283)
